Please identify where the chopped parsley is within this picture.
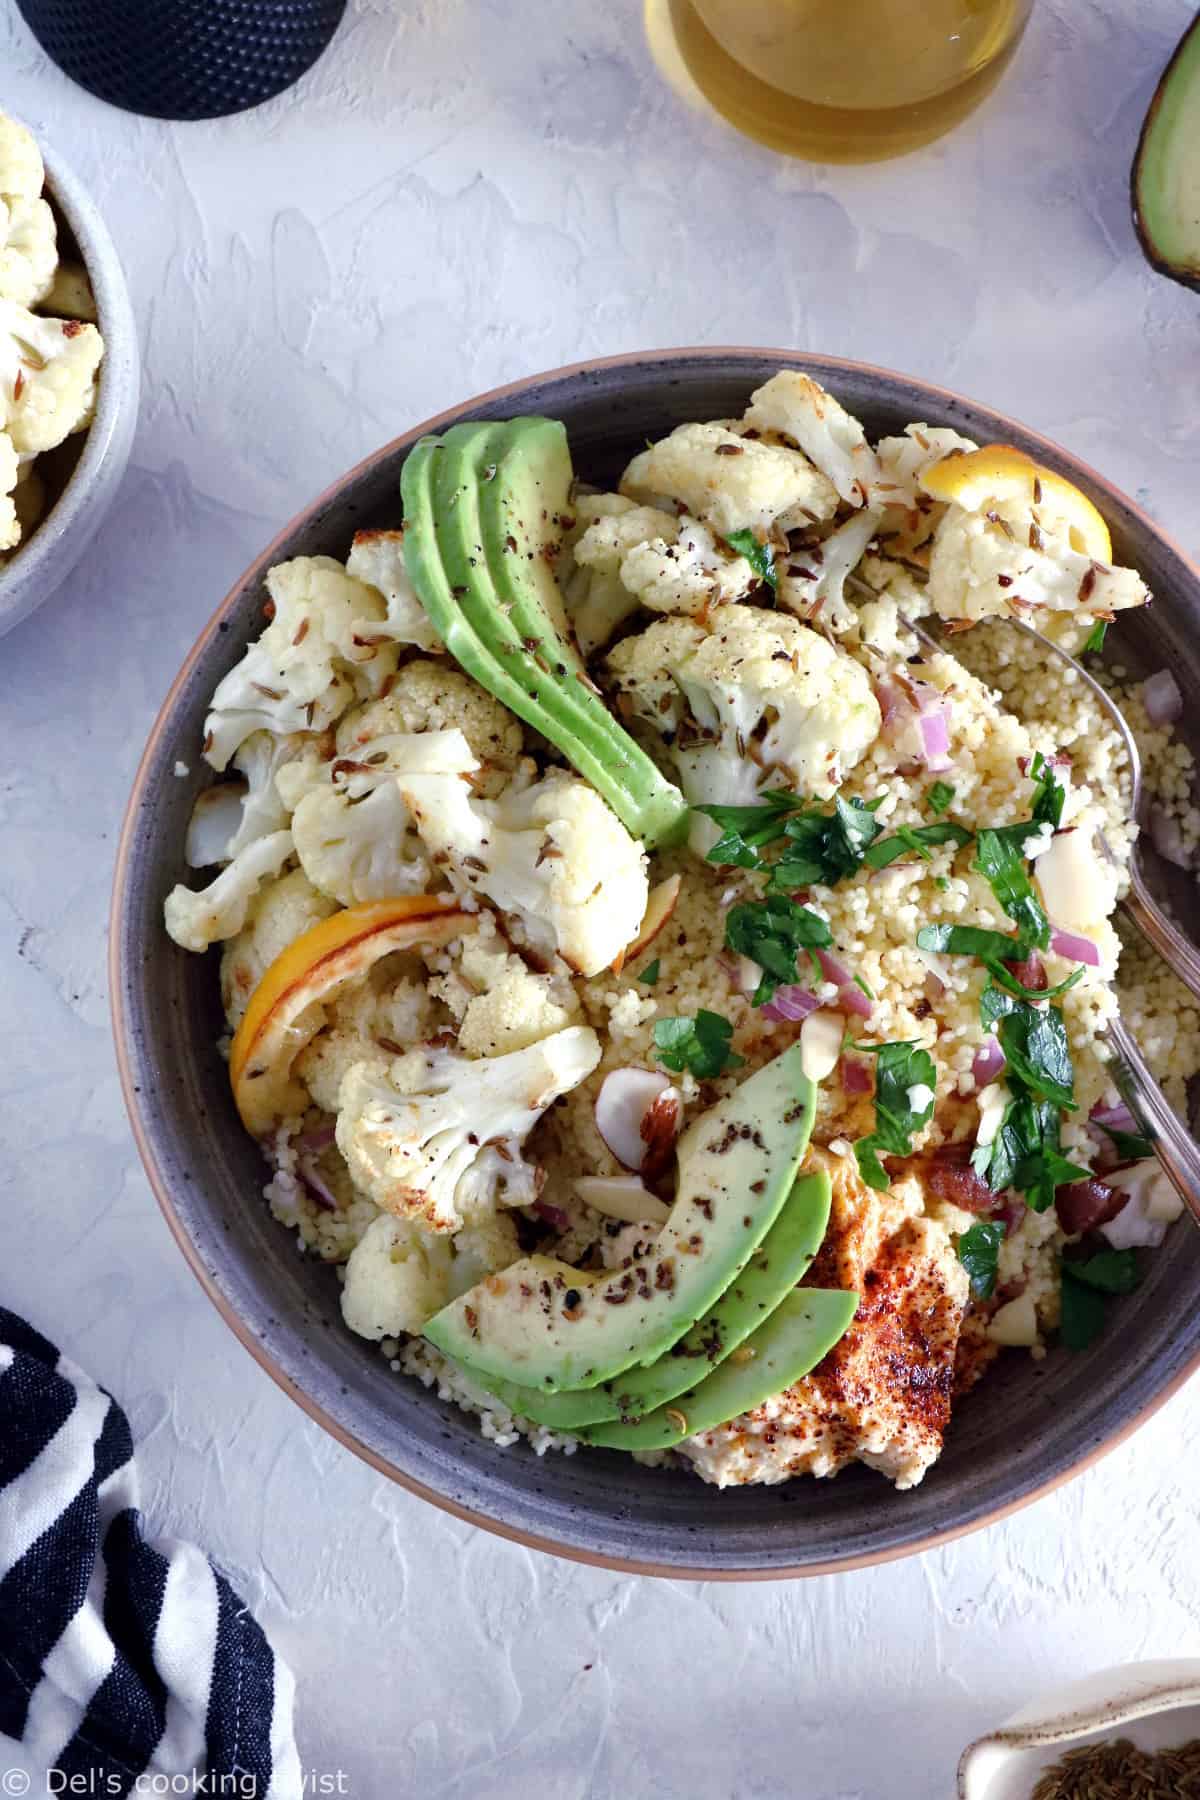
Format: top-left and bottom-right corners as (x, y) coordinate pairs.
(697, 790), (805, 869)
(864, 821), (972, 870)
(653, 1010), (744, 1079)
(725, 895), (832, 1005)
(974, 828), (1050, 948)
(1028, 751), (1067, 830)
(926, 780), (956, 817)
(1093, 1118), (1153, 1162)
(980, 986), (1077, 1110)
(971, 1089), (1088, 1211)
(853, 1040), (937, 1192)
(1082, 620), (1108, 655)
(916, 924), (1084, 1000)
(638, 958), (661, 986)
(769, 796), (883, 889)
(725, 528), (778, 592)
(957, 1220), (1005, 1298)
(1060, 1249), (1141, 1349)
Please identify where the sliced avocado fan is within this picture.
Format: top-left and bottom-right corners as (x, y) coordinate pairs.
(457, 1166), (834, 1431)
(578, 1288), (858, 1453)
(401, 416), (688, 848)
(1134, 13), (1200, 293)
(422, 1041), (817, 1393)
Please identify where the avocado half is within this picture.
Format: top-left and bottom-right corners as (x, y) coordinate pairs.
(1133, 12), (1200, 292)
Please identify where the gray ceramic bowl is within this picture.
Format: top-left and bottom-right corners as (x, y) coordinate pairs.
(111, 349), (1200, 1577)
(0, 129), (140, 639)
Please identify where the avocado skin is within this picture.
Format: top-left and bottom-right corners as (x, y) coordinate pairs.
(1133, 11), (1200, 292)
(458, 1167), (834, 1431)
(577, 1287), (859, 1453)
(400, 416), (688, 848)
(423, 1043), (817, 1393)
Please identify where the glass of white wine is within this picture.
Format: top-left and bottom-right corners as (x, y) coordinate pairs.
(651, 0), (1034, 162)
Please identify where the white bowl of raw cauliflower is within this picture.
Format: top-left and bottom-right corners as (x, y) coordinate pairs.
(0, 111), (139, 639)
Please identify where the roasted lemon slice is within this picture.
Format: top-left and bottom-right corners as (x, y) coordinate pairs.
(918, 443), (1112, 562)
(230, 894), (475, 1136)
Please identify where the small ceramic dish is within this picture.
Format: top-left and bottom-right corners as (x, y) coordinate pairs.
(959, 1660), (1200, 1797)
(111, 349), (1200, 1578)
(0, 127), (140, 640)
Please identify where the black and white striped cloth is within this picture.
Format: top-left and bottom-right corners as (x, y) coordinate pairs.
(0, 1307), (299, 1796)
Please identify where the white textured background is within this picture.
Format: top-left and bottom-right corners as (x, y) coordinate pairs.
(3, 3), (1200, 1795)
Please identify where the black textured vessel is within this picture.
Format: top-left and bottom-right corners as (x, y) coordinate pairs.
(16, 0), (348, 121)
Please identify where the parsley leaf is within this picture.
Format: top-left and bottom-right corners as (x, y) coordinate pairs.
(916, 924), (1084, 1000)
(638, 959), (660, 986)
(1060, 1249), (1141, 1349)
(1065, 1248), (1141, 1295)
(866, 821), (972, 870)
(767, 796), (883, 890)
(853, 1041), (936, 1191)
(957, 1220), (1005, 1298)
(653, 1011), (744, 1079)
(973, 1091), (1087, 1210)
(974, 828), (1050, 948)
(1082, 620), (1108, 654)
(725, 528), (777, 592)
(1028, 752), (1067, 830)
(725, 896), (832, 1005)
(926, 780), (956, 817)
(698, 791), (805, 869)
(981, 987), (1077, 1110)
(1093, 1119), (1153, 1162)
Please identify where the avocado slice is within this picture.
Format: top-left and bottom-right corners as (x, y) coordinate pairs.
(422, 1042), (817, 1392)
(1133, 13), (1200, 292)
(401, 417), (688, 848)
(458, 1167), (833, 1431)
(578, 1288), (858, 1453)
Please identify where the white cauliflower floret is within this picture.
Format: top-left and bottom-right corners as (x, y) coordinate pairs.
(337, 658), (521, 797)
(744, 372), (881, 507)
(0, 301), (103, 454)
(872, 426), (979, 560)
(606, 606), (882, 832)
(620, 514), (756, 616)
(397, 768), (649, 978)
(41, 261), (97, 323)
(457, 936), (579, 1057)
(185, 731), (303, 868)
(219, 867), (337, 1028)
(0, 195), (56, 307)
(0, 428), (18, 551)
(203, 556), (398, 771)
(776, 508), (883, 634)
(297, 976), (436, 1111)
(335, 1027), (602, 1232)
(164, 830), (294, 954)
(0, 115), (45, 201)
(565, 497), (681, 650)
(345, 528), (443, 652)
(621, 421), (838, 539)
(927, 503), (1149, 624)
(340, 1209), (520, 1340)
(291, 727), (478, 907)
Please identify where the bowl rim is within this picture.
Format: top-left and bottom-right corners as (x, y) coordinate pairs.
(0, 125), (140, 635)
(110, 344), (1200, 1579)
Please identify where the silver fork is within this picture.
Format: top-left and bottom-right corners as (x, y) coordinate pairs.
(1103, 1018), (1200, 1225)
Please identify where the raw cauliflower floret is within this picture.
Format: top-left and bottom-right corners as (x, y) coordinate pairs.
(345, 528), (443, 652)
(456, 935), (580, 1057)
(0, 194), (56, 308)
(203, 556), (398, 771)
(927, 502), (1149, 624)
(743, 371), (881, 507)
(620, 515), (756, 616)
(335, 1027), (601, 1232)
(164, 830), (294, 954)
(340, 1208), (521, 1340)
(291, 727), (478, 907)
(606, 606), (882, 831)
(0, 428), (18, 552)
(337, 659), (521, 797)
(397, 767), (649, 978)
(0, 115), (45, 201)
(219, 867), (337, 1029)
(621, 421), (838, 539)
(0, 301), (103, 454)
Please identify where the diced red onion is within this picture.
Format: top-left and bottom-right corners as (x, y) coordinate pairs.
(1055, 1177), (1128, 1236)
(840, 1056), (872, 1094)
(838, 982), (873, 1019)
(297, 1158), (338, 1212)
(1149, 804), (1192, 870)
(875, 679), (902, 728)
(972, 1035), (1006, 1085)
(1004, 948), (1046, 992)
(812, 950), (874, 1019)
(917, 703), (951, 772)
(816, 948), (852, 986)
(1143, 669), (1183, 725)
(760, 984), (823, 1022)
(295, 1122), (337, 1153)
(533, 1198), (570, 1232)
(1090, 1100), (1138, 1135)
(1049, 927), (1100, 966)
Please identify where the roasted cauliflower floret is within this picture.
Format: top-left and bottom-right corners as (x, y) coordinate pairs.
(619, 514), (757, 617)
(203, 556), (399, 771)
(927, 503), (1149, 624)
(185, 731), (303, 869)
(397, 768), (649, 977)
(336, 658), (522, 797)
(621, 421), (838, 539)
(219, 868), (337, 1029)
(345, 528), (443, 653)
(335, 1027), (602, 1232)
(776, 508), (883, 634)
(561, 494), (664, 654)
(340, 1208), (521, 1340)
(0, 194), (56, 308)
(456, 937), (580, 1058)
(164, 831), (294, 955)
(0, 300), (103, 455)
(606, 606), (882, 834)
(744, 371), (881, 507)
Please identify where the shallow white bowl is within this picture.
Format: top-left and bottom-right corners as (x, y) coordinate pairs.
(0, 127), (140, 640)
(959, 1660), (1200, 1797)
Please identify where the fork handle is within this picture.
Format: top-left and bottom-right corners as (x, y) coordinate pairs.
(1105, 1017), (1200, 1228)
(1120, 865), (1200, 1005)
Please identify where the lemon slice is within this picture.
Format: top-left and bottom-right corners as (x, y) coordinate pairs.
(918, 443), (1112, 562)
(230, 894), (475, 1135)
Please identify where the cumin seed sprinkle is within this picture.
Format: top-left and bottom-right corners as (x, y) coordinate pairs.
(1030, 1735), (1200, 1800)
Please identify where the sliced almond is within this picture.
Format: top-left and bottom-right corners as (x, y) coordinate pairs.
(574, 1175), (671, 1226)
(594, 1066), (680, 1171)
(799, 1010), (843, 1084)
